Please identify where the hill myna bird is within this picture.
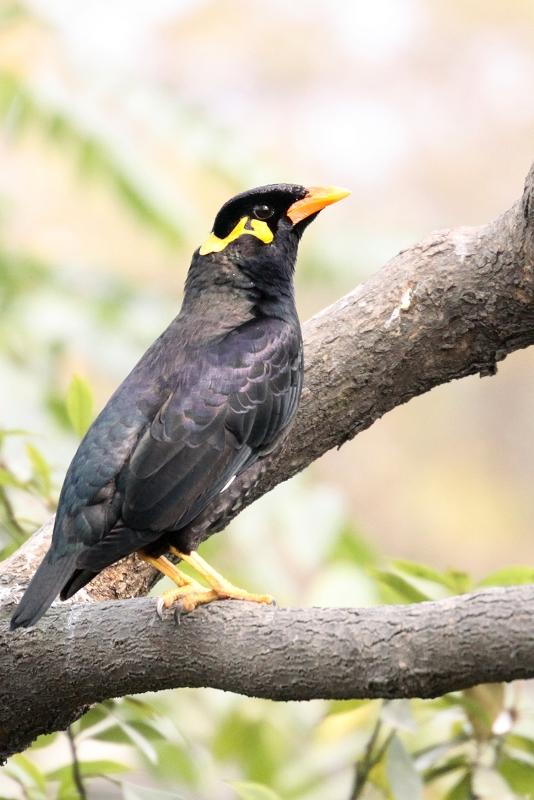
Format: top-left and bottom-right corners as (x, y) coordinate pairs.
(11, 182), (349, 629)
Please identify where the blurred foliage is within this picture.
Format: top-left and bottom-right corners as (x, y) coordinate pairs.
(65, 375), (94, 439)
(0, 71), (183, 246)
(0, 429), (56, 559)
(2, 4), (534, 799)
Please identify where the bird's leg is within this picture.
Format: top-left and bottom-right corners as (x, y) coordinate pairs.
(166, 546), (274, 612)
(138, 552), (197, 588)
(138, 552), (214, 618)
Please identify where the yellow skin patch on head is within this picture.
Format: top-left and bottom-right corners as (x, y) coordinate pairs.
(199, 216), (274, 256)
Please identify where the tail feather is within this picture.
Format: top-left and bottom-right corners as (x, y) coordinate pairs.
(10, 552), (77, 630)
(60, 568), (97, 600)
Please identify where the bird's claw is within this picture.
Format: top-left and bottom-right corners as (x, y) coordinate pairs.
(156, 596), (166, 620)
(173, 601), (193, 625)
(155, 581), (275, 620)
(156, 594), (189, 620)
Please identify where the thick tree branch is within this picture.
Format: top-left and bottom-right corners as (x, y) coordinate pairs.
(3, 163), (534, 759)
(3, 586), (534, 761)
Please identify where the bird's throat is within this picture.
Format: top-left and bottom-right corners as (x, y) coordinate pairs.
(183, 252), (297, 329)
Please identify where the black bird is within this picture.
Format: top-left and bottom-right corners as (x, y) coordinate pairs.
(11, 183), (349, 629)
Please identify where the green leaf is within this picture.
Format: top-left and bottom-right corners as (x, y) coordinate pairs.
(30, 731), (59, 750)
(93, 716), (164, 745)
(65, 375), (94, 438)
(45, 392), (72, 430)
(498, 754), (534, 795)
(5, 754), (47, 793)
(93, 724), (131, 744)
(117, 722), (159, 763)
(371, 569), (430, 603)
(445, 772), (472, 800)
(0, 467), (27, 488)
(444, 570), (472, 594)
(477, 565), (534, 588)
(121, 696), (160, 718)
(386, 734), (423, 800)
(48, 759), (129, 783)
(213, 712), (286, 784)
(506, 733), (534, 759)
(231, 782), (283, 800)
(147, 741), (198, 787)
(327, 699), (374, 716)
(425, 692), (473, 712)
(423, 754), (469, 783)
(57, 777), (81, 800)
(26, 443), (52, 496)
(392, 559), (468, 594)
(126, 720), (165, 741)
(77, 703), (110, 732)
(317, 701), (379, 743)
(327, 523), (377, 567)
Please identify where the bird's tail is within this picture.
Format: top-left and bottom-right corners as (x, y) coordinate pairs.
(10, 552), (77, 630)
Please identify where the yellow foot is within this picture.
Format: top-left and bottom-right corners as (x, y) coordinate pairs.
(156, 584), (219, 617)
(138, 551), (212, 618)
(162, 546), (274, 613)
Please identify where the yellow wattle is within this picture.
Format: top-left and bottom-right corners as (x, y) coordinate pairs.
(199, 216), (274, 256)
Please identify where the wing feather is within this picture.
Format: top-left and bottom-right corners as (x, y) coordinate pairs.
(63, 317), (302, 578)
(121, 318), (302, 535)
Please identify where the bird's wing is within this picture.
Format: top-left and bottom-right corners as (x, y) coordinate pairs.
(120, 317), (302, 534)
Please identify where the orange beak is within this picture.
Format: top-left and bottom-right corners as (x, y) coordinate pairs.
(286, 185), (351, 225)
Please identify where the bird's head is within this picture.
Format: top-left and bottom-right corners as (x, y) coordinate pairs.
(197, 183), (350, 278)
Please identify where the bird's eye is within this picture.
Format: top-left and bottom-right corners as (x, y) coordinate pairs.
(253, 204), (274, 221)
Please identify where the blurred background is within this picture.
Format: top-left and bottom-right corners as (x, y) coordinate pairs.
(2, 1), (534, 798)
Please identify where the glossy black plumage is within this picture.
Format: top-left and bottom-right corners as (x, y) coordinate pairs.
(11, 183), (320, 629)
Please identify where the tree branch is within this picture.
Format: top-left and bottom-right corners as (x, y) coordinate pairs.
(3, 162), (534, 760)
(3, 586), (534, 762)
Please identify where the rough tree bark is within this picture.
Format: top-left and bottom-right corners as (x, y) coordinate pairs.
(2, 162), (534, 762)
